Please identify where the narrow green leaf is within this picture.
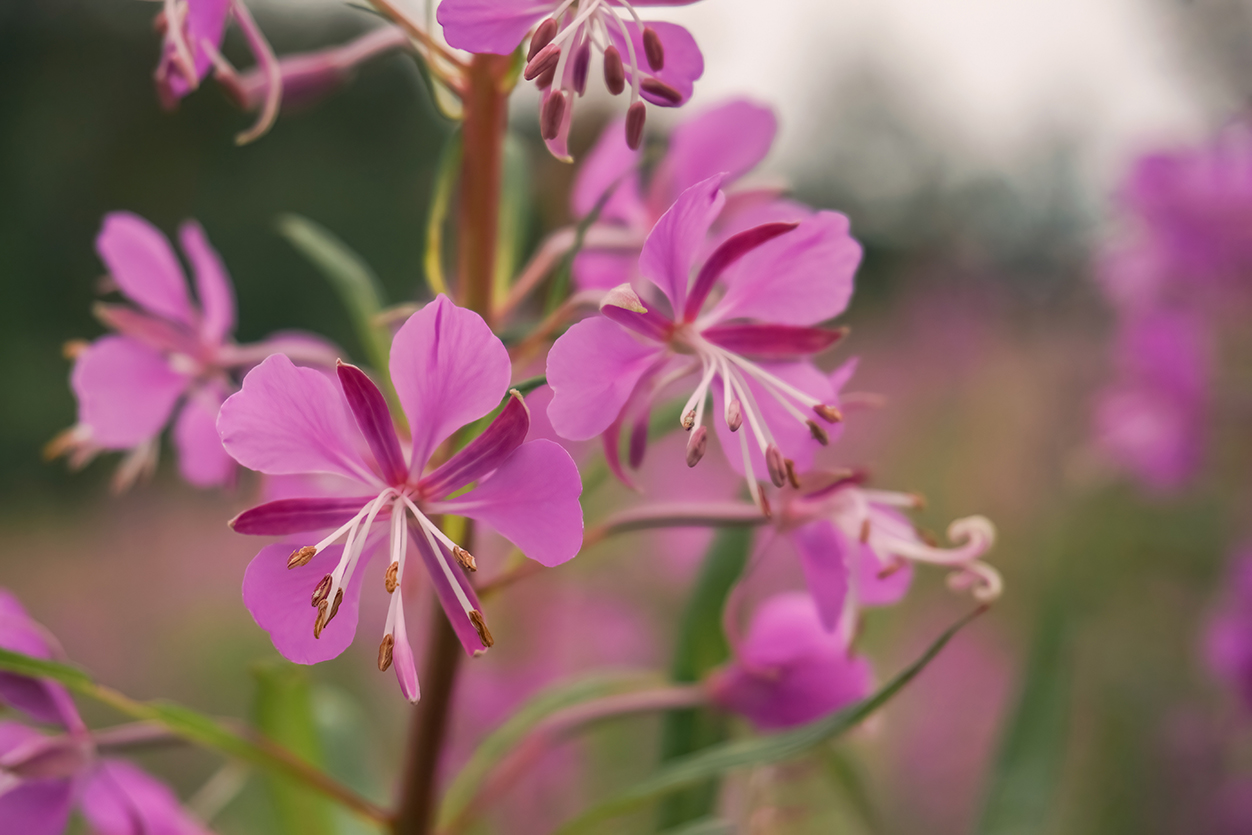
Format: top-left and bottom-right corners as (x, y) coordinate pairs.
(425, 130), (462, 300)
(494, 133), (531, 305)
(252, 661), (333, 835)
(554, 607), (985, 835)
(510, 375), (547, 398)
(0, 647), (93, 689)
(544, 174), (624, 315)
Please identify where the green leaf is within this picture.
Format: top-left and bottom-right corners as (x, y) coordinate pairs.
(510, 375), (547, 398)
(656, 526), (753, 828)
(0, 647), (389, 823)
(425, 130), (462, 300)
(251, 661), (334, 835)
(544, 173), (625, 315)
(976, 597), (1073, 835)
(436, 672), (664, 833)
(554, 607), (985, 835)
(494, 133), (531, 305)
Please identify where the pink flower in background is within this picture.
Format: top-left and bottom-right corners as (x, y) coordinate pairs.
(1204, 550), (1252, 712)
(221, 296), (583, 702)
(438, 0), (704, 160)
(707, 592), (873, 729)
(546, 175), (861, 511)
(0, 589), (212, 835)
(49, 212), (339, 491)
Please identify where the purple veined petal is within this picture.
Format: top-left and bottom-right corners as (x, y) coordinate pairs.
(390, 595), (420, 703)
(789, 520), (851, 631)
(429, 439), (583, 568)
(683, 221), (800, 321)
(0, 726), (75, 835)
(95, 212), (195, 326)
(337, 362), (407, 485)
(230, 496), (375, 536)
(173, 385), (235, 488)
(390, 296), (512, 477)
(243, 544), (367, 665)
(436, 0), (551, 55)
(546, 316), (666, 441)
(0, 592), (80, 730)
(571, 117), (645, 222)
(607, 20), (704, 107)
(408, 520), (486, 656)
(711, 211), (862, 327)
(572, 249), (638, 292)
(178, 220), (236, 345)
(655, 98), (778, 204)
(218, 354), (377, 484)
(702, 323), (846, 360)
(418, 392), (530, 499)
(638, 174), (726, 314)
(71, 335), (189, 450)
(81, 759), (211, 835)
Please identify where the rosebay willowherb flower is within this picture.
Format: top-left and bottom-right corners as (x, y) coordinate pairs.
(219, 296), (584, 701)
(48, 212), (339, 492)
(546, 174), (861, 512)
(437, 0), (704, 160)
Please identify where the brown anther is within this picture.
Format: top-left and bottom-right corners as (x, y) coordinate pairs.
(910, 492), (928, 510)
(468, 610), (495, 648)
(625, 101), (647, 150)
(760, 494), (772, 519)
(642, 26), (665, 70)
(453, 546), (478, 572)
(918, 528), (939, 547)
(681, 408), (696, 430)
(287, 546), (316, 569)
(62, 340), (89, 360)
(765, 444), (787, 488)
(327, 588), (344, 623)
(784, 459), (800, 489)
(524, 43), (561, 81)
(603, 46), (625, 95)
(806, 420), (830, 446)
(313, 599), (329, 639)
(377, 634), (394, 671)
(153, 10), (168, 34)
(877, 560), (905, 580)
(311, 574), (332, 607)
(541, 90), (566, 141)
(686, 426), (708, 467)
(727, 399), (743, 432)
(534, 64), (557, 90)
(859, 518), (872, 543)
(641, 78), (682, 105)
(814, 403), (843, 424)
(528, 17), (558, 61)
(385, 562), (399, 593)
(572, 41), (591, 96)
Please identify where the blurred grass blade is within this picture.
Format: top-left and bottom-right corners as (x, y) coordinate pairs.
(0, 647), (389, 823)
(252, 661), (334, 835)
(425, 130), (462, 299)
(554, 607), (985, 835)
(494, 133), (531, 306)
(656, 526), (753, 828)
(436, 671), (664, 832)
(977, 598), (1073, 835)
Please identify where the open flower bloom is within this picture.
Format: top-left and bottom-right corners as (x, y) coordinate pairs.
(49, 212), (338, 491)
(438, 0), (704, 160)
(707, 592), (873, 730)
(546, 174), (861, 512)
(220, 296), (584, 701)
(0, 590), (212, 835)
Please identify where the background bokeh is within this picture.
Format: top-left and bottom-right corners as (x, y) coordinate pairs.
(4, 0), (1252, 832)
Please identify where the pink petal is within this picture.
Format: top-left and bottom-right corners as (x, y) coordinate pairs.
(71, 336), (189, 449)
(0, 592), (80, 730)
(173, 385), (234, 488)
(572, 249), (638, 292)
(436, 0), (551, 54)
(418, 393), (530, 499)
(683, 221), (800, 320)
(572, 118), (645, 223)
(337, 363), (407, 485)
(546, 316), (665, 441)
(243, 544), (366, 665)
(789, 520), (851, 631)
(638, 175), (726, 314)
(218, 354), (376, 484)
(161, 0), (232, 98)
(95, 212), (194, 326)
(81, 759), (211, 835)
(607, 20), (704, 107)
(432, 440), (583, 568)
(702, 323), (845, 359)
(230, 496), (376, 536)
(409, 521), (487, 656)
(857, 538), (913, 607)
(0, 753), (73, 835)
(712, 211), (861, 326)
(178, 220), (236, 344)
(390, 296), (512, 475)
(656, 98), (777, 203)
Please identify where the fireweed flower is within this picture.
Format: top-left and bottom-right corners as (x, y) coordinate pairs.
(437, 0), (704, 160)
(49, 212), (338, 491)
(220, 296), (583, 701)
(0, 589), (212, 835)
(706, 592), (873, 729)
(546, 174), (862, 511)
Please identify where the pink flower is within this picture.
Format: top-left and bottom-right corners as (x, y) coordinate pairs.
(545, 175), (861, 511)
(707, 592), (873, 729)
(437, 0), (704, 160)
(220, 296), (584, 701)
(0, 589), (212, 835)
(50, 212), (338, 491)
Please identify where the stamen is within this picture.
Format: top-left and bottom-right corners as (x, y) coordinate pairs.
(814, 404), (843, 423)
(385, 562), (399, 593)
(726, 398), (742, 431)
(62, 339), (88, 360)
(288, 546), (316, 569)
(468, 610), (495, 648)
(626, 101), (646, 150)
(311, 574), (332, 608)
(535, 64), (557, 90)
(603, 45), (625, 94)
(542, 90), (567, 141)
(765, 444), (787, 488)
(313, 599), (330, 638)
(377, 634), (395, 671)
(686, 425), (708, 467)
(528, 17), (558, 60)
(859, 518), (871, 543)
(453, 546), (478, 572)
(784, 459), (800, 489)
(327, 588), (344, 624)
(642, 26), (664, 70)
(806, 420), (829, 446)
(640, 78), (681, 104)
(525, 43), (561, 81)
(572, 39), (592, 96)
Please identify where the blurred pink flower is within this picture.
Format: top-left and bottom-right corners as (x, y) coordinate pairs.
(220, 296), (583, 701)
(50, 212), (339, 491)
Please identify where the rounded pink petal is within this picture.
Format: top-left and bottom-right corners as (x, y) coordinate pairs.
(789, 520), (851, 631)
(639, 175), (726, 313)
(173, 386), (234, 488)
(95, 212), (195, 325)
(546, 316), (665, 441)
(437, 0), (551, 54)
(81, 759), (211, 835)
(390, 295), (512, 474)
(0, 760), (73, 835)
(243, 544), (367, 665)
(178, 220), (236, 344)
(71, 335), (189, 449)
(572, 118), (645, 223)
(658, 98), (777, 203)
(218, 354), (375, 483)
(572, 249), (638, 292)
